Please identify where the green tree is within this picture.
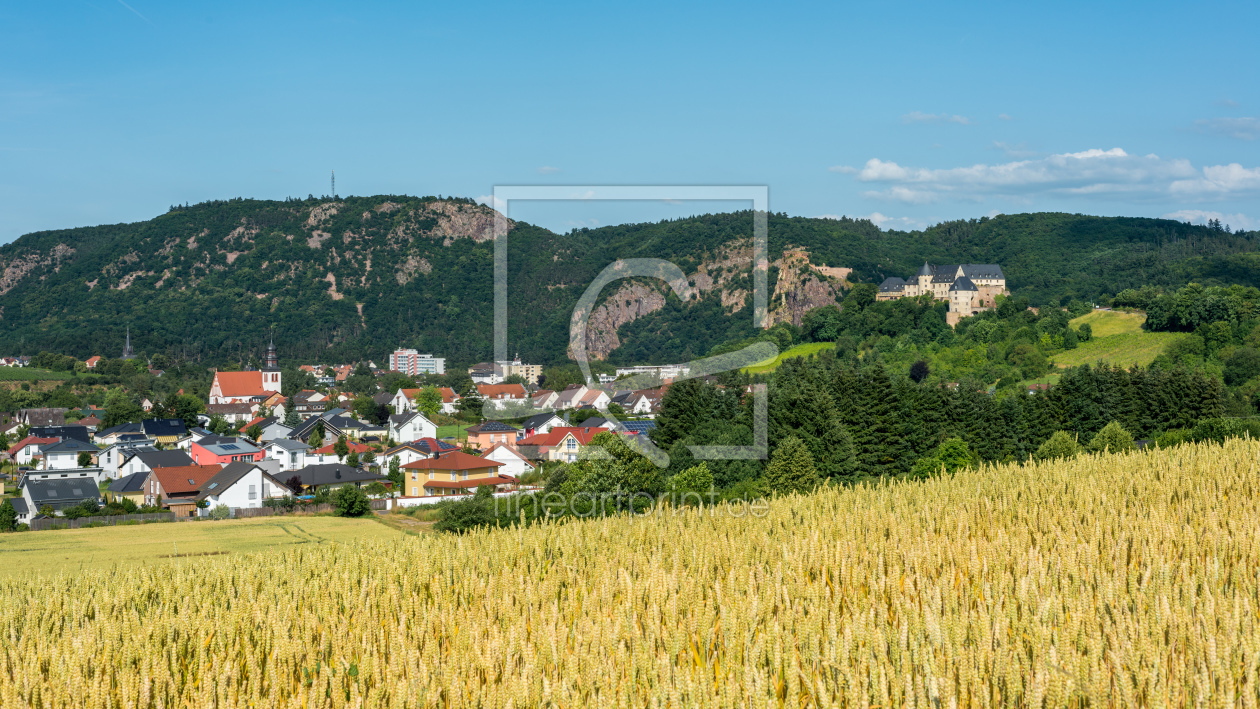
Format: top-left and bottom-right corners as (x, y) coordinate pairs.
(77, 451), (92, 468)
(346, 450), (360, 468)
(363, 481), (388, 498)
(668, 463), (714, 504)
(309, 420), (325, 449)
(1034, 431), (1079, 461)
(387, 456), (402, 489)
(352, 395), (377, 422)
(760, 436), (820, 496)
(333, 436), (350, 461)
(361, 449), (377, 468)
(433, 485), (497, 533)
(0, 500), (16, 532)
(910, 437), (975, 479)
(416, 386), (443, 419)
(283, 398), (300, 427)
(245, 423), (263, 441)
(456, 388), (484, 420)
(333, 485), (371, 517)
(1087, 420), (1135, 454)
(209, 504), (230, 520)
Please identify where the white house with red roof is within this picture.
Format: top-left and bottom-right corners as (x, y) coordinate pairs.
(483, 442), (535, 478)
(516, 426), (609, 463)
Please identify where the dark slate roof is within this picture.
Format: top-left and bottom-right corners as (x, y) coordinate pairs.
(521, 413), (563, 429)
(266, 438), (310, 451)
(23, 477), (101, 507)
(916, 262), (933, 277)
(8, 497), (28, 516)
(467, 421), (518, 433)
(950, 275), (979, 292)
(116, 434), (150, 444)
(388, 412), (417, 425)
(288, 415), (331, 440)
(134, 450), (195, 469)
(197, 462), (268, 500)
(930, 265), (962, 284)
(288, 463), (386, 488)
(29, 425), (91, 443)
(109, 471), (149, 493)
(576, 417), (613, 429)
(142, 418), (188, 438)
(372, 392), (393, 405)
(40, 439), (100, 455)
(877, 277), (906, 292)
(959, 263), (1004, 280)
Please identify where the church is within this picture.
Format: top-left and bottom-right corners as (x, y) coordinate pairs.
(208, 339), (283, 405)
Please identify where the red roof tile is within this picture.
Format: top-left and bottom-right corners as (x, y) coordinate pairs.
(402, 451), (501, 472)
(152, 464), (222, 495)
(213, 371), (267, 398)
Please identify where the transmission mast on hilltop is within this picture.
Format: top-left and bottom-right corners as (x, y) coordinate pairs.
(331, 170), (335, 198)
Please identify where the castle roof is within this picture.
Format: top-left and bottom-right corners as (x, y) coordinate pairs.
(959, 264), (1005, 280)
(916, 262), (933, 277)
(950, 275), (979, 292)
(877, 277), (906, 292)
(930, 266), (962, 284)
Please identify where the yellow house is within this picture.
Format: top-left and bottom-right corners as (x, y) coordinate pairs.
(399, 451), (510, 497)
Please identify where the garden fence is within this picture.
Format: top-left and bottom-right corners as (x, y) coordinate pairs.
(31, 512), (174, 531)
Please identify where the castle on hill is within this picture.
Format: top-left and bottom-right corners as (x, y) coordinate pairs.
(877, 263), (1008, 326)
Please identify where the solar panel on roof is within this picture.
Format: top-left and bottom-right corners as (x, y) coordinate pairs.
(220, 444), (239, 450)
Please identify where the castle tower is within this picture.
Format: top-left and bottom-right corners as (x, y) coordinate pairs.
(122, 326), (135, 360)
(261, 329), (282, 394)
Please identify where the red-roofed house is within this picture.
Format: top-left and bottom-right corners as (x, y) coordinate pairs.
(516, 426), (608, 463)
(84, 356), (102, 370)
(149, 464), (222, 517)
(390, 387), (459, 415)
(476, 383), (529, 411)
(399, 451), (509, 497)
(7, 436), (60, 465)
(209, 370), (281, 405)
(309, 440), (372, 464)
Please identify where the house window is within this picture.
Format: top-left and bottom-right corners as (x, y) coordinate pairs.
(462, 471), (468, 481)
(566, 439), (576, 450)
(450, 471), (456, 481)
(248, 484), (256, 500)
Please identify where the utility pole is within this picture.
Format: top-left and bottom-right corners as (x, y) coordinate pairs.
(331, 170), (336, 198)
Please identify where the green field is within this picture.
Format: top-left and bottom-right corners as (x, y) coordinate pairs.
(0, 515), (402, 578)
(742, 341), (834, 374)
(437, 422), (475, 439)
(1053, 310), (1184, 370)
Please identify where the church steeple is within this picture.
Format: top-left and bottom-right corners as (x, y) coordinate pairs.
(122, 326), (135, 360)
(263, 327), (278, 372)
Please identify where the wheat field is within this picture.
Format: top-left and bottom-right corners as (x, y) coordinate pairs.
(3, 440), (1259, 707)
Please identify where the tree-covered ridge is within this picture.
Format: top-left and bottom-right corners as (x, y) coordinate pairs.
(0, 198), (1253, 369)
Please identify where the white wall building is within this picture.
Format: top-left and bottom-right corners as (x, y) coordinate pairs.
(197, 462), (290, 514)
(388, 350), (446, 376)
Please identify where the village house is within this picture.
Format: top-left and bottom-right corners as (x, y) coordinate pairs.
(149, 464), (223, 517)
(381, 438), (458, 468)
(240, 416), (293, 442)
(464, 421), (519, 450)
(520, 412), (565, 438)
(15, 469), (100, 523)
(19, 408), (67, 427)
(475, 383), (530, 411)
(39, 439), (100, 470)
(387, 411), (437, 442)
(195, 462), (291, 515)
(877, 263), (1009, 326)
(307, 440), (372, 465)
(7, 436), (60, 465)
(285, 463), (386, 493)
(399, 451), (510, 497)
(263, 438), (311, 473)
(190, 436), (263, 466)
(531, 389), (558, 409)
(482, 442), (535, 479)
(516, 426), (609, 463)
(116, 449), (195, 479)
(291, 390), (329, 415)
(105, 470), (148, 507)
(389, 387), (460, 415)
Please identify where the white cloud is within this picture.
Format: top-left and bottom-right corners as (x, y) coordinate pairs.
(998, 113), (1013, 121)
(475, 195), (507, 210)
(1161, 209), (1259, 231)
(902, 111), (973, 125)
(818, 212), (934, 230)
(537, 166), (561, 174)
(828, 165), (858, 174)
(848, 147), (1260, 203)
(1193, 117), (1260, 141)
(1216, 98), (1240, 108)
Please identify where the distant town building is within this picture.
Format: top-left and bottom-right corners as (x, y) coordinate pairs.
(388, 349), (446, 376)
(613, 364), (691, 380)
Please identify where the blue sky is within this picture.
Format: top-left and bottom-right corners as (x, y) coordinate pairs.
(2, 0), (1258, 243)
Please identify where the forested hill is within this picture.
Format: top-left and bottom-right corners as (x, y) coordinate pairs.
(0, 196), (1253, 368)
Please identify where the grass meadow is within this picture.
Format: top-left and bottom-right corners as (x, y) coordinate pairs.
(742, 341), (834, 373)
(2, 439), (1259, 705)
(1054, 309), (1185, 370)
